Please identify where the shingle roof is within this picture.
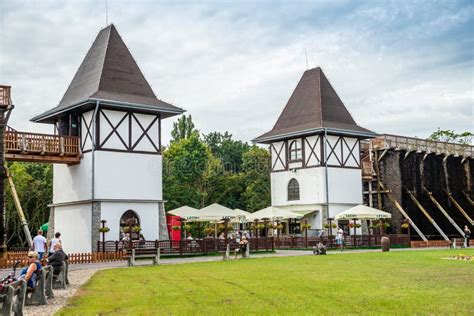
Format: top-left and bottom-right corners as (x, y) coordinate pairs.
(253, 67), (375, 143)
(32, 24), (184, 123)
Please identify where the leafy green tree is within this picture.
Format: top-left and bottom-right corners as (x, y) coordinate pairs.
(170, 115), (199, 143)
(203, 131), (250, 172)
(5, 162), (52, 247)
(428, 128), (473, 145)
(241, 146), (271, 212)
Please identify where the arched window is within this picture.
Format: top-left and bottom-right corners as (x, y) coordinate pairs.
(289, 140), (302, 161)
(288, 178), (300, 201)
(120, 210), (140, 240)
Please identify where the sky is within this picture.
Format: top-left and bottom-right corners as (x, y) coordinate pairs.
(0, 0), (473, 145)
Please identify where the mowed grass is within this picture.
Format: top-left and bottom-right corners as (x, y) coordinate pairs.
(59, 249), (474, 315)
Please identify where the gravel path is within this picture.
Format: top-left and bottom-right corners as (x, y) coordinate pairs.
(23, 268), (97, 316)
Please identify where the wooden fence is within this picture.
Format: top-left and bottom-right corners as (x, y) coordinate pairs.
(275, 234), (410, 249)
(0, 251), (125, 269)
(98, 237), (275, 255)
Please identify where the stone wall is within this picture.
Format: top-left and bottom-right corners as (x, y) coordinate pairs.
(91, 202), (101, 252)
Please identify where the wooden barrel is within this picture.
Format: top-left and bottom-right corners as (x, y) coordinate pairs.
(381, 236), (390, 252)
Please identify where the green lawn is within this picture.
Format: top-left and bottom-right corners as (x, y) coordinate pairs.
(59, 249), (474, 315)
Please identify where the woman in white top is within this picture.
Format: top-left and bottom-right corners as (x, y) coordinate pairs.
(336, 228), (344, 251)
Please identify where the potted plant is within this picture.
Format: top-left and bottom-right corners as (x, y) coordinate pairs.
(172, 225), (181, 231)
(331, 223), (337, 229)
(401, 223), (410, 229)
(183, 224), (191, 231)
(276, 224), (284, 230)
(324, 223), (331, 229)
(132, 226), (142, 233)
(123, 227), (130, 233)
(301, 223), (312, 229)
(99, 227), (110, 233)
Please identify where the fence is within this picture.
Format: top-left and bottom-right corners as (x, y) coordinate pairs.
(275, 234), (410, 249)
(0, 251), (125, 269)
(98, 237), (275, 255)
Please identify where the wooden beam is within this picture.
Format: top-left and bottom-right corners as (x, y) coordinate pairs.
(426, 192), (465, 237)
(405, 189), (450, 242)
(379, 182), (428, 242)
(5, 153), (80, 164)
(444, 191), (474, 226)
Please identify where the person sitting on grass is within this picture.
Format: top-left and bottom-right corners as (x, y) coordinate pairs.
(312, 242), (327, 255)
(18, 251), (42, 288)
(47, 243), (68, 275)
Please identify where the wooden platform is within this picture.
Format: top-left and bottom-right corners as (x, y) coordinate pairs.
(4, 130), (81, 164)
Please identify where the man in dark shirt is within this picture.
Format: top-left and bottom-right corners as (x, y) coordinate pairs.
(48, 243), (68, 274)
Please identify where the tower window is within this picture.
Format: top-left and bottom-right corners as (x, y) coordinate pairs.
(289, 140), (302, 161)
(288, 178), (300, 201)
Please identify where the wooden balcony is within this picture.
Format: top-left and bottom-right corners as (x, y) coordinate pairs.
(4, 131), (81, 164)
(0, 85), (12, 107)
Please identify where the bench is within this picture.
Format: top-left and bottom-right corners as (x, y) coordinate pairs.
(126, 248), (160, 267)
(52, 261), (69, 289)
(0, 280), (26, 316)
(25, 265), (54, 305)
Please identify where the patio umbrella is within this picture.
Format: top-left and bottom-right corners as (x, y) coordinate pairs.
(334, 205), (392, 220)
(196, 203), (244, 220)
(233, 209), (251, 221)
(247, 206), (303, 221)
(167, 205), (200, 220)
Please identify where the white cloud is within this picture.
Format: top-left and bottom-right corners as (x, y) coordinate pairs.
(0, 1), (472, 146)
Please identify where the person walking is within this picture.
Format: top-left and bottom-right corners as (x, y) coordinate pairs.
(464, 225), (471, 248)
(48, 232), (62, 257)
(32, 230), (47, 259)
(336, 227), (344, 251)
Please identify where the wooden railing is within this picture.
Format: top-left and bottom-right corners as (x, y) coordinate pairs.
(98, 238), (275, 255)
(373, 134), (473, 158)
(0, 85), (11, 106)
(4, 130), (81, 164)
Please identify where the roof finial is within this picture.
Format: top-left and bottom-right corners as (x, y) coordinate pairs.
(304, 48), (309, 70)
(105, 0), (109, 26)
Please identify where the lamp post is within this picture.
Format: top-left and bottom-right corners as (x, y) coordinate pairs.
(100, 219), (107, 253)
(328, 218), (334, 248)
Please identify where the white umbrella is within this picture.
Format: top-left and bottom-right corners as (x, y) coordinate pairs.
(247, 206), (303, 221)
(334, 205), (392, 220)
(167, 205), (200, 220)
(196, 203), (244, 221)
(234, 208), (252, 221)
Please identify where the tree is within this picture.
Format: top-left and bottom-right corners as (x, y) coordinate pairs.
(5, 162), (52, 247)
(203, 131), (250, 172)
(428, 128), (473, 145)
(171, 115), (199, 143)
(241, 146), (271, 212)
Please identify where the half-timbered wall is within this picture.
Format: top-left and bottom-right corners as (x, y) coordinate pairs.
(270, 134), (359, 172)
(270, 141), (286, 171)
(79, 109), (161, 154)
(325, 135), (360, 168)
(80, 110), (94, 152)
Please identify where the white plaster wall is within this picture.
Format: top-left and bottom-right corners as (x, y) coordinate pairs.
(131, 113), (159, 152)
(54, 204), (92, 253)
(100, 202), (160, 241)
(271, 168), (326, 206)
(53, 153), (92, 203)
(327, 167), (362, 204)
(94, 151), (162, 200)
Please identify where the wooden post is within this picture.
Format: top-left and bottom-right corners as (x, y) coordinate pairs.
(353, 219), (357, 248)
(304, 219), (308, 248)
(328, 218), (333, 249)
(100, 219), (107, 253)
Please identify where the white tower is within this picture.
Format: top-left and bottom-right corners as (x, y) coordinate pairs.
(32, 25), (184, 252)
(253, 68), (375, 233)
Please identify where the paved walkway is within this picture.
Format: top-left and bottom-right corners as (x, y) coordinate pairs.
(68, 246), (452, 271)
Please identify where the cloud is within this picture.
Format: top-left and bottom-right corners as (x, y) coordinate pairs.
(0, 1), (472, 146)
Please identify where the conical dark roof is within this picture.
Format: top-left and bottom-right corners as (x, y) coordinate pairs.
(253, 67), (374, 143)
(32, 24), (184, 123)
